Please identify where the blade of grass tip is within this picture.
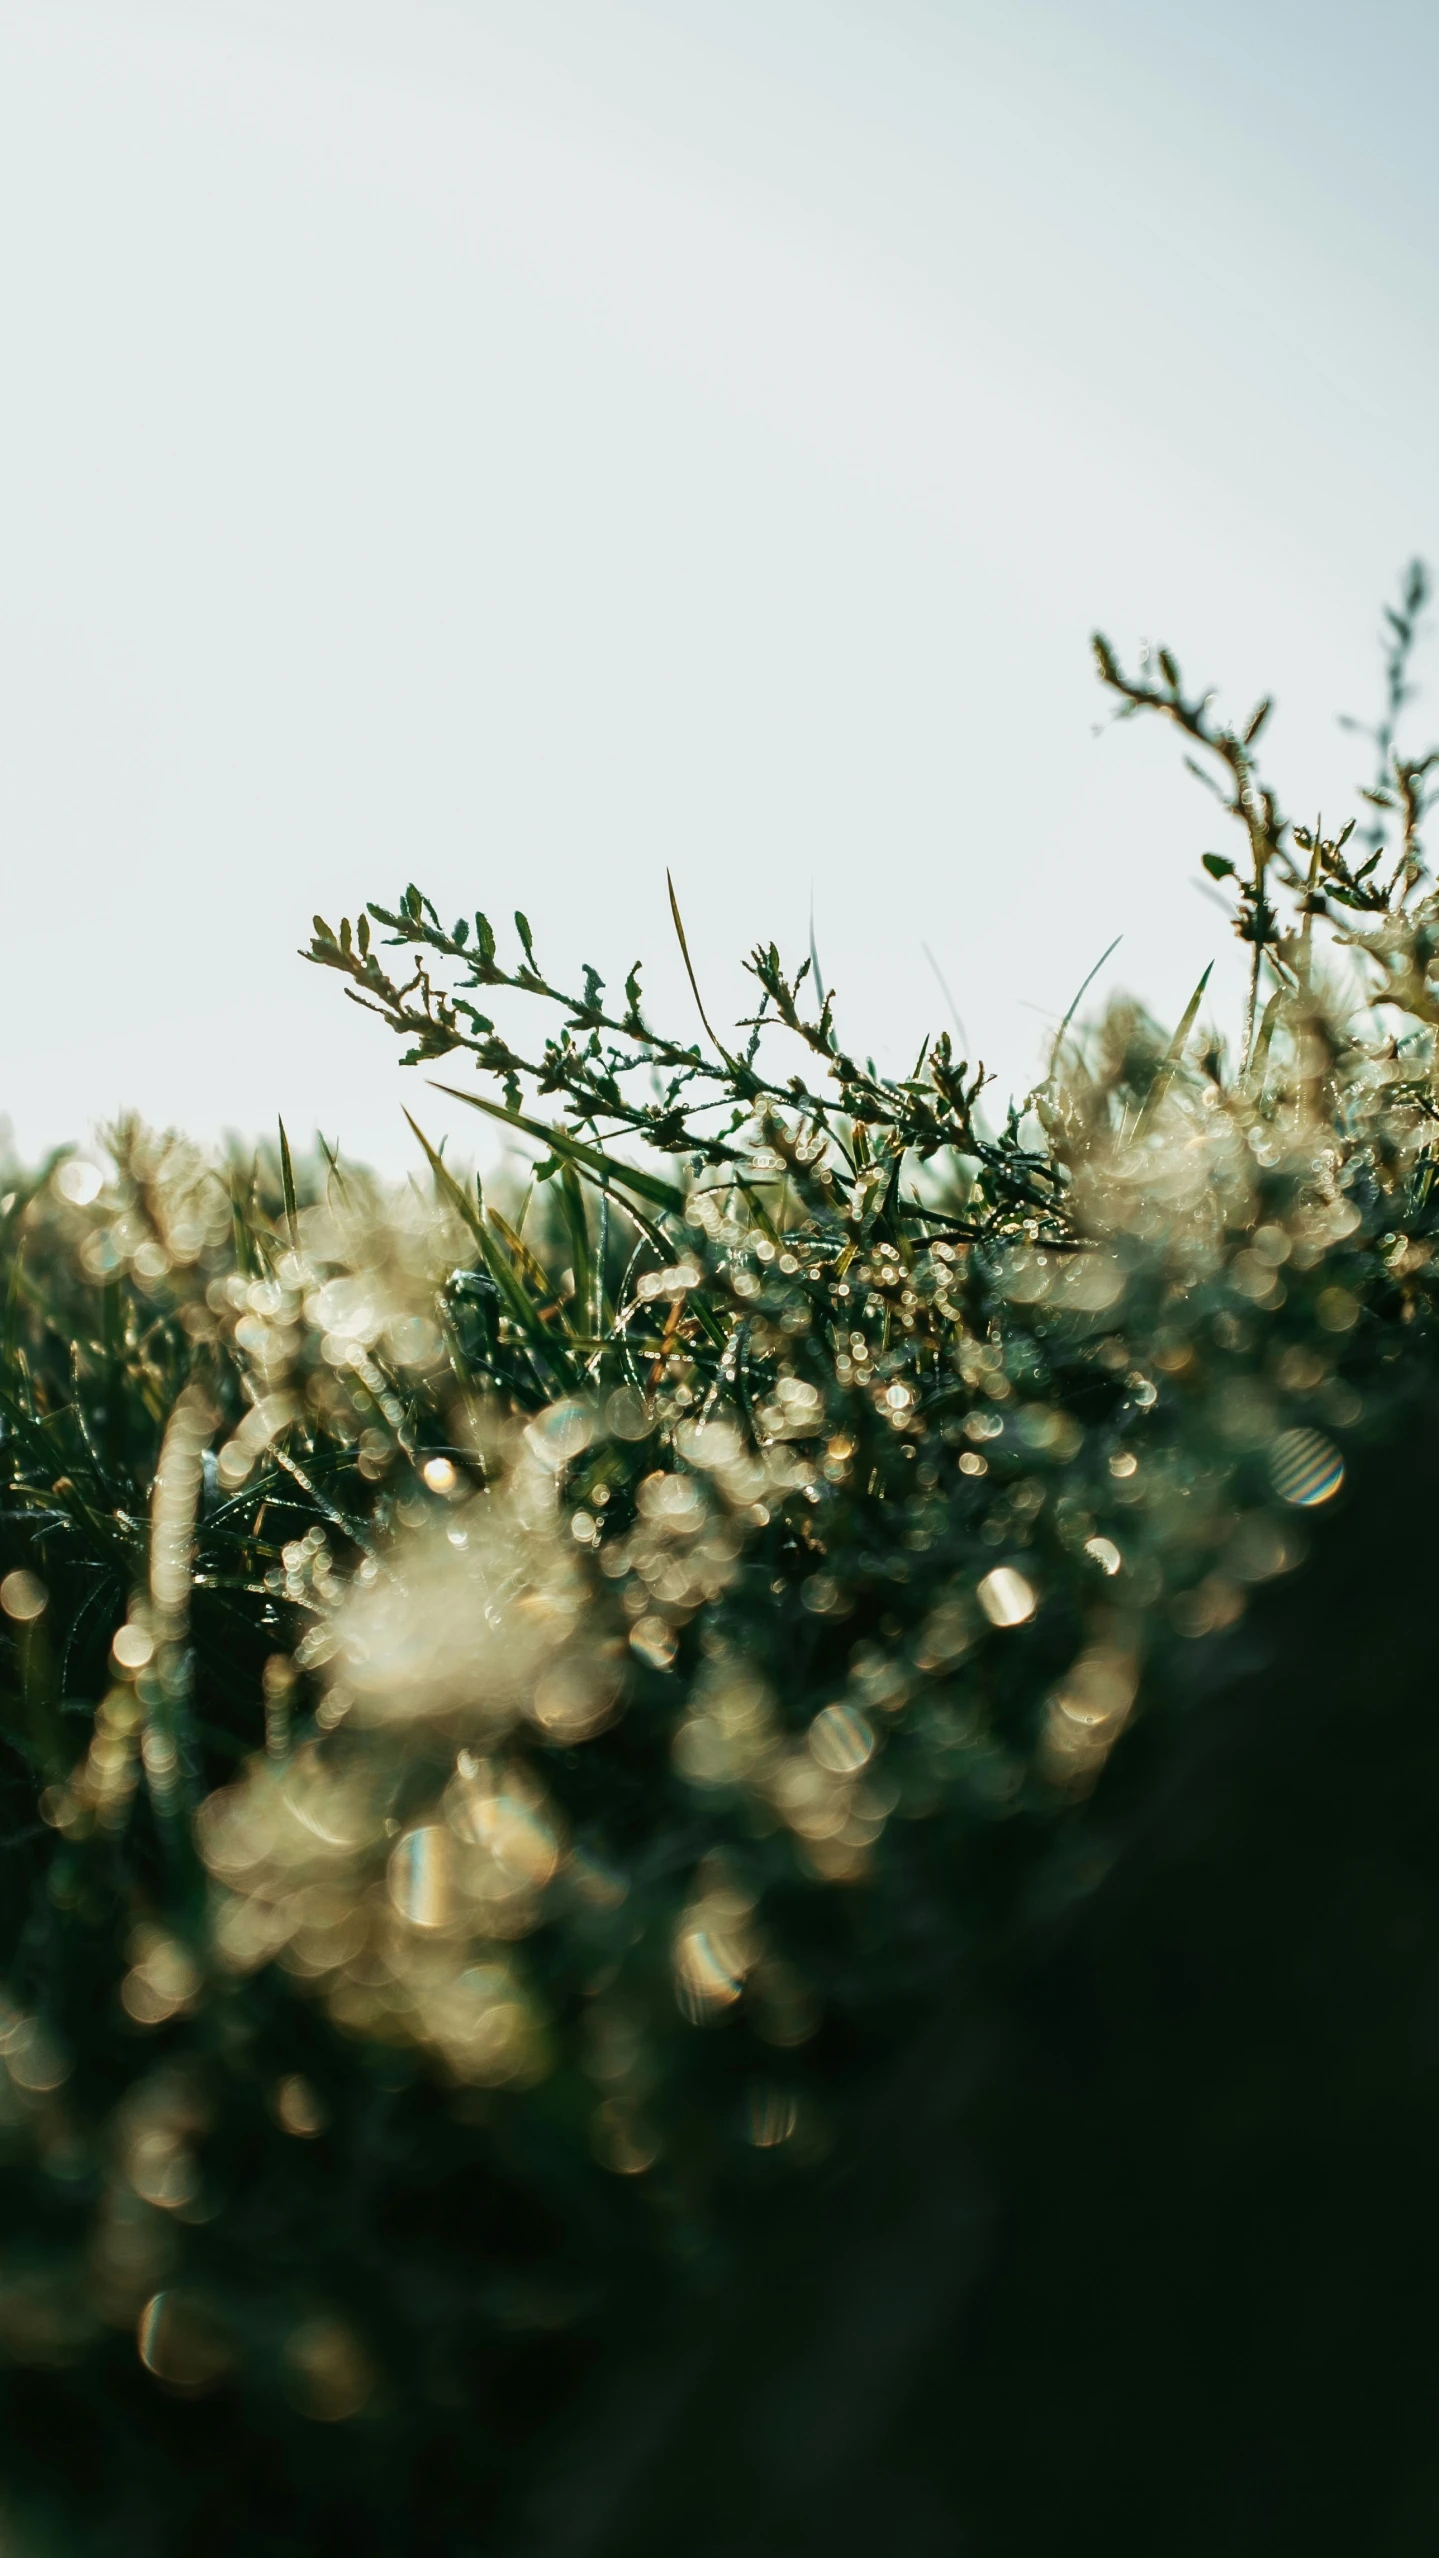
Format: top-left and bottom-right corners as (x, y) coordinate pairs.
(733, 1171), (781, 1247)
(809, 896), (826, 1009)
(1134, 962), (1213, 1137)
(1247, 986), (1285, 1092)
(922, 943), (969, 1054)
(317, 1131), (349, 1202)
(667, 870), (724, 1053)
(482, 1211), (581, 1388)
(404, 1111), (487, 1252)
(406, 1107), (575, 1374)
(278, 1119), (300, 1252)
(1048, 934), (1123, 1079)
(489, 1205), (554, 1304)
(405, 1107), (573, 1375)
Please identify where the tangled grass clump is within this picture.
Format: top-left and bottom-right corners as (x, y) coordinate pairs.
(2, 576), (1439, 2551)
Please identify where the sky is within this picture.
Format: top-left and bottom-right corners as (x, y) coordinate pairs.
(2, 0), (1438, 1174)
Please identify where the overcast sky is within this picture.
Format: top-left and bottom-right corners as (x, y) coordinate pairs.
(3, 0), (1438, 1172)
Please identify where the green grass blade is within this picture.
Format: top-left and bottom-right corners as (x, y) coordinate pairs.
(406, 1111), (575, 1383)
(278, 1119), (300, 1251)
(1135, 961), (1213, 1135)
(404, 1111), (487, 1252)
(429, 1084), (687, 1216)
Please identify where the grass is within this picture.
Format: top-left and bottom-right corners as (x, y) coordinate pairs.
(1, 574), (1438, 2550)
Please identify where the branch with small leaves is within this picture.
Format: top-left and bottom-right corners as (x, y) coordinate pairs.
(307, 889), (1072, 1251)
(1092, 633), (1295, 1061)
(1094, 567), (1439, 1060)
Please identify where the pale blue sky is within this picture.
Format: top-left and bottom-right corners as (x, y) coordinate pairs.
(3, 0), (1437, 1167)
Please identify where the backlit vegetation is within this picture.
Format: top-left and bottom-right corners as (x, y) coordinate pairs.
(1, 575), (1437, 2548)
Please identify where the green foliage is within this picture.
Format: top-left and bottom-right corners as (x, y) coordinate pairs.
(2, 574), (1439, 2548)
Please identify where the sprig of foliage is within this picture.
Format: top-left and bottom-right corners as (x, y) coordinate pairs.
(1094, 564), (1439, 1061)
(305, 883), (1067, 1250)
